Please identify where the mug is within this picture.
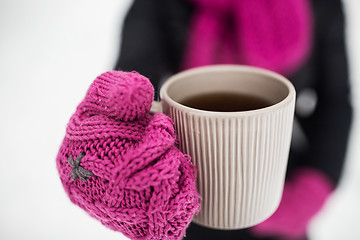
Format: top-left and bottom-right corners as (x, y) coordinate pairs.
(152, 65), (296, 229)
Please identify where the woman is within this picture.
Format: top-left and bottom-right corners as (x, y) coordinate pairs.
(115, 0), (353, 239)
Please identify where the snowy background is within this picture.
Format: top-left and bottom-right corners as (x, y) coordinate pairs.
(0, 0), (359, 239)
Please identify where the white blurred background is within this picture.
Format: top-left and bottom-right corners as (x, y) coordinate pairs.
(0, 0), (359, 239)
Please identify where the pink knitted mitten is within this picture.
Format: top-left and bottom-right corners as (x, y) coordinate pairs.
(251, 167), (333, 240)
(56, 71), (200, 240)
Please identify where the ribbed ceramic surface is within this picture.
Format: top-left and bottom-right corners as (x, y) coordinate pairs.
(166, 102), (295, 229)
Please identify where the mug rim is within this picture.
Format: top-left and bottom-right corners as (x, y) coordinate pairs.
(160, 64), (296, 117)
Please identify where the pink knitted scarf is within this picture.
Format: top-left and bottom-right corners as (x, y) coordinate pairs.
(183, 0), (313, 75)
(56, 71), (200, 240)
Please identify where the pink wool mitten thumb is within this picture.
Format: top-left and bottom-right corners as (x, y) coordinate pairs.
(56, 71), (200, 240)
(80, 70), (154, 121)
(250, 167), (333, 240)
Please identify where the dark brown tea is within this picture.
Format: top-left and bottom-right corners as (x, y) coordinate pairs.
(180, 92), (272, 112)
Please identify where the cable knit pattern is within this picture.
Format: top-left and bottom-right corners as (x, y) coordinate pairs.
(56, 71), (200, 240)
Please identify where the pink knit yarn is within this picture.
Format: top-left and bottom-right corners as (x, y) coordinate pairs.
(251, 167), (334, 239)
(56, 71), (200, 240)
(183, 0), (313, 75)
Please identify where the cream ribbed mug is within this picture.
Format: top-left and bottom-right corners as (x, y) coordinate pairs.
(152, 65), (296, 230)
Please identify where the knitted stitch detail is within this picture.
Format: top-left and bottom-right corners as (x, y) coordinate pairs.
(83, 71), (154, 121)
(56, 71), (200, 240)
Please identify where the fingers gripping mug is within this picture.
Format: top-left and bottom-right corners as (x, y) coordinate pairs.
(152, 65), (296, 229)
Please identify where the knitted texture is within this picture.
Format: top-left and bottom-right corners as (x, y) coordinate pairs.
(183, 0), (313, 75)
(56, 71), (200, 240)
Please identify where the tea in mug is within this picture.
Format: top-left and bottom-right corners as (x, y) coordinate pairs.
(180, 92), (272, 112)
